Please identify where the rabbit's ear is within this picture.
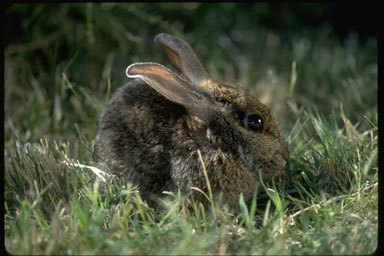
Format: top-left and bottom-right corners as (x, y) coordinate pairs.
(154, 33), (210, 86)
(126, 63), (211, 119)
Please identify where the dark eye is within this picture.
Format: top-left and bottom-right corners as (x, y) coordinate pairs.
(244, 114), (264, 132)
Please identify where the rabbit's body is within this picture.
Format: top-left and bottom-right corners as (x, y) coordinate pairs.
(94, 34), (288, 206)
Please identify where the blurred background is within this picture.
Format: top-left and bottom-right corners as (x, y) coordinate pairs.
(4, 3), (378, 152)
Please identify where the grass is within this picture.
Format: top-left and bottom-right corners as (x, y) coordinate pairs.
(4, 3), (378, 255)
(4, 114), (378, 254)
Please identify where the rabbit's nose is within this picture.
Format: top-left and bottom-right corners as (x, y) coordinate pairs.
(273, 152), (287, 169)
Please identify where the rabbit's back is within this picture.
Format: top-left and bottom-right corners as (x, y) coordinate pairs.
(94, 79), (186, 195)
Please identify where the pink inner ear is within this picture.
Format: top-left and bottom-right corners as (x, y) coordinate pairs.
(126, 62), (211, 121)
(126, 63), (189, 102)
(127, 64), (172, 78)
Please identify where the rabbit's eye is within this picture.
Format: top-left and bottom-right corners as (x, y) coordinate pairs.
(244, 114), (264, 132)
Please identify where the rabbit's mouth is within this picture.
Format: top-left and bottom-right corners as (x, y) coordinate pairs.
(238, 146), (287, 180)
(259, 152), (287, 178)
(253, 156), (287, 180)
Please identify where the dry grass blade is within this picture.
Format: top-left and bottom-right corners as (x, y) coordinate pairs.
(197, 149), (216, 214)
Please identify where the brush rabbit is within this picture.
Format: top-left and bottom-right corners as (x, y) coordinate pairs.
(94, 33), (289, 207)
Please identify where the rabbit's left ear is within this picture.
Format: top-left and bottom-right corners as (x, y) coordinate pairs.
(154, 33), (210, 87)
(126, 63), (212, 120)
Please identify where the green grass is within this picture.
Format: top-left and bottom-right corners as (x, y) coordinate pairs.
(4, 3), (378, 255)
(4, 114), (378, 254)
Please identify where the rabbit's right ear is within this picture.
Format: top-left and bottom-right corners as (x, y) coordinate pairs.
(126, 63), (212, 120)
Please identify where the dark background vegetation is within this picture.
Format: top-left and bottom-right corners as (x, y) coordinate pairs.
(4, 3), (378, 148)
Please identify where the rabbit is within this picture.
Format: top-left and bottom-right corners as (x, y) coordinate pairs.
(94, 33), (289, 207)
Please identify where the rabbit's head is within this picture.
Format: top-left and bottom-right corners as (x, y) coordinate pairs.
(126, 33), (288, 183)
